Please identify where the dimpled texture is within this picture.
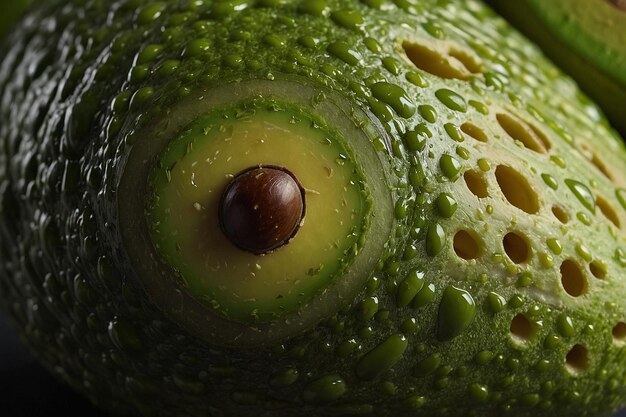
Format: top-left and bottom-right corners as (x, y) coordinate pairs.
(0, 1), (626, 417)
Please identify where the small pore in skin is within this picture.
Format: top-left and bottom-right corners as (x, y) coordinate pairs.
(402, 40), (482, 80)
(496, 113), (550, 153)
(453, 230), (481, 260)
(464, 170), (489, 198)
(589, 260), (607, 280)
(579, 142), (614, 181)
(510, 313), (535, 343)
(503, 232), (530, 264)
(613, 322), (626, 342)
(461, 122), (488, 142)
(596, 195), (621, 228)
(552, 205), (570, 224)
(565, 344), (589, 374)
(560, 260), (587, 297)
(495, 165), (539, 214)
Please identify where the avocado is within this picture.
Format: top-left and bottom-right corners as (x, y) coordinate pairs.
(0, 1), (625, 417)
(486, 0), (626, 136)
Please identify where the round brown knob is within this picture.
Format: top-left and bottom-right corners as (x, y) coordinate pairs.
(610, 0), (626, 11)
(219, 166), (305, 255)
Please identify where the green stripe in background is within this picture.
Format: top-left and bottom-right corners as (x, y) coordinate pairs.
(0, 0), (34, 41)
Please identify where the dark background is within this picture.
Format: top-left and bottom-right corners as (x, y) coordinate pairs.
(0, 312), (624, 417)
(0, 314), (108, 416)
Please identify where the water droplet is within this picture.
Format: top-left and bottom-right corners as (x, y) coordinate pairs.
(474, 350), (494, 365)
(370, 82), (416, 119)
(434, 193), (458, 218)
(478, 158), (490, 171)
(550, 155), (566, 168)
(129, 87), (155, 111)
(426, 223), (446, 256)
(298, 36), (319, 48)
(108, 318), (142, 351)
(403, 243), (418, 260)
(379, 57), (400, 75)
(303, 374), (346, 403)
(157, 59), (181, 78)
(211, 0), (253, 17)
(400, 317), (418, 334)
(363, 36), (381, 52)
(406, 71), (429, 88)
(414, 353), (441, 376)
(356, 334), (408, 380)
(224, 54), (244, 68)
(356, 297), (379, 321)
(412, 283), (436, 308)
(556, 313), (575, 338)
(437, 286), (476, 341)
(576, 211), (591, 225)
(445, 123), (464, 142)
(336, 339), (359, 357)
(381, 380), (397, 395)
(439, 154), (462, 180)
(469, 383), (489, 402)
(534, 359), (551, 372)
(330, 9), (364, 31)
(456, 146), (471, 160)
(299, 0), (328, 16)
(137, 3), (167, 24)
(418, 104), (437, 122)
(367, 97), (394, 123)
(402, 395), (427, 410)
(328, 44), (362, 69)
(397, 269), (425, 307)
(435, 89), (467, 112)
(359, 325), (374, 339)
(469, 100), (489, 114)
(522, 393), (540, 406)
(542, 173), (558, 190)
(184, 38), (211, 57)
(404, 127), (428, 152)
(137, 44), (163, 64)
(544, 334), (560, 349)
(409, 164), (426, 188)
(385, 260), (401, 276)
(546, 238), (562, 255)
(423, 21), (445, 38)
(565, 179), (595, 212)
(394, 198), (408, 219)
(270, 369), (299, 387)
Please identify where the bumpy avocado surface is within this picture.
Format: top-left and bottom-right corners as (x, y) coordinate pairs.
(0, 1), (626, 417)
(487, 0), (626, 136)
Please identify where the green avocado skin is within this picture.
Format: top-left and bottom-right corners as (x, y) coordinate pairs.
(0, 1), (626, 417)
(486, 0), (626, 136)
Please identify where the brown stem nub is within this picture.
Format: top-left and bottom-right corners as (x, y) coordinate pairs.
(610, 0), (626, 11)
(219, 166), (306, 255)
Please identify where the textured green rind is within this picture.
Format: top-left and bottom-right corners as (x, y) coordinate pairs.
(486, 0), (626, 136)
(0, 1), (625, 417)
(523, 0), (626, 87)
